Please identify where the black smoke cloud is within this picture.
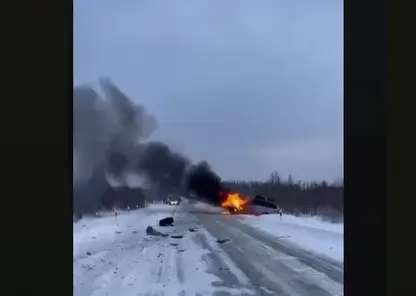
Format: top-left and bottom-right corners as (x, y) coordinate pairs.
(137, 142), (190, 191)
(73, 78), (223, 213)
(73, 78), (156, 185)
(187, 161), (222, 203)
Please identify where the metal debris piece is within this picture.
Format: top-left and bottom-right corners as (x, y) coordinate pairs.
(159, 217), (174, 227)
(216, 239), (230, 244)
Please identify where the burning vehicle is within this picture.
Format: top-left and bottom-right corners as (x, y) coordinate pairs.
(219, 190), (249, 214)
(187, 162), (278, 215)
(218, 191), (279, 215)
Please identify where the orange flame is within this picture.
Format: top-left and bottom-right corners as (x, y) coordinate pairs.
(220, 192), (248, 213)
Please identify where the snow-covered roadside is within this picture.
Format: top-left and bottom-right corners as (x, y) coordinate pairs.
(271, 214), (344, 234)
(73, 204), (174, 259)
(239, 214), (344, 263)
(74, 204), (257, 296)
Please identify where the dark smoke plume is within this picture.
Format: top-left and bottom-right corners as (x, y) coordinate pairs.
(187, 161), (222, 204)
(73, 78), (157, 186)
(137, 142), (191, 193)
(73, 78), (225, 214)
(73, 78), (160, 213)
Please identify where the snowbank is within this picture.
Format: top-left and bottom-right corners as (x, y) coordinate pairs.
(240, 214), (344, 263)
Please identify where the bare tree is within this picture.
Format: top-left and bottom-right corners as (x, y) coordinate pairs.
(268, 170), (281, 184)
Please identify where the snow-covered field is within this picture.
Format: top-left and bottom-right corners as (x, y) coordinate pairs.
(239, 213), (344, 262)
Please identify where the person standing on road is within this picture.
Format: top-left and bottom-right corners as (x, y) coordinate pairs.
(279, 208), (283, 220)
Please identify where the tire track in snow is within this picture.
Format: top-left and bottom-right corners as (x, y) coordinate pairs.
(199, 213), (343, 296)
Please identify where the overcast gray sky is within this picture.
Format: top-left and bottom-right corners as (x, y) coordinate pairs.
(74, 0), (343, 182)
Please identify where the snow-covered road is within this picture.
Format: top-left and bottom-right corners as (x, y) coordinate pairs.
(74, 203), (343, 296)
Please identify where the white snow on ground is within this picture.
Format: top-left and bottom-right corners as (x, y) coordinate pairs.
(240, 213), (344, 262)
(73, 204), (175, 259)
(74, 203), (254, 296)
(190, 200), (223, 214)
(275, 214), (344, 234)
(111, 224), (253, 296)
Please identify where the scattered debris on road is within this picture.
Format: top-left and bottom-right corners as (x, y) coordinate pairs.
(86, 252), (92, 256)
(81, 263), (95, 269)
(170, 243), (179, 246)
(188, 228), (197, 232)
(275, 235), (291, 239)
(146, 226), (167, 236)
(216, 239), (230, 244)
(171, 235), (184, 239)
(159, 217), (174, 227)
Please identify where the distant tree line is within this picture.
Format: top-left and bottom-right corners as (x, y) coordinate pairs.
(73, 169), (343, 223)
(222, 170), (343, 221)
(73, 176), (147, 218)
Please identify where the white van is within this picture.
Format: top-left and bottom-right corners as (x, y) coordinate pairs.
(246, 195), (280, 215)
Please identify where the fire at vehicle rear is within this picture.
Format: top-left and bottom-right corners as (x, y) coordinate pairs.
(218, 190), (250, 215)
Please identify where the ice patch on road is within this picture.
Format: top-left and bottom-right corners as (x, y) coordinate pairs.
(240, 214), (344, 263)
